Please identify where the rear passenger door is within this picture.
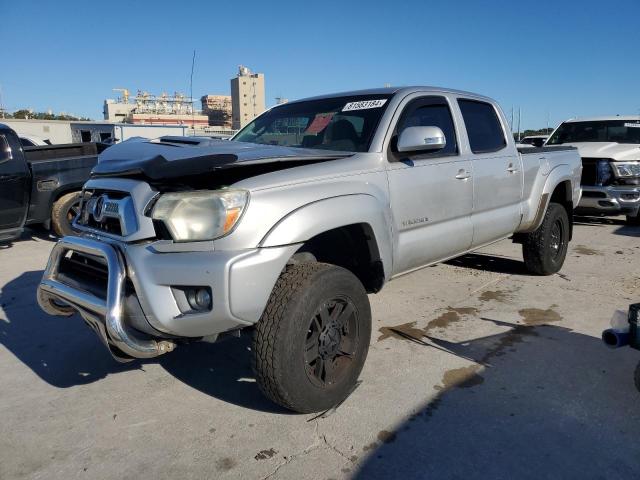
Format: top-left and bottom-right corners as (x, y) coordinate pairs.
(386, 95), (473, 274)
(457, 99), (523, 247)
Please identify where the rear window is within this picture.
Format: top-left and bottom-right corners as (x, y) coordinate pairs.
(458, 99), (507, 153)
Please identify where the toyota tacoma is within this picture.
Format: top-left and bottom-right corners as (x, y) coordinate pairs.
(37, 87), (582, 413)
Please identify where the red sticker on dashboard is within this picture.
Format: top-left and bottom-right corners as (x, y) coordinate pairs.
(306, 113), (335, 134)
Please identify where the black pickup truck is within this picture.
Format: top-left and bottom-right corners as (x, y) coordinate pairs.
(0, 123), (102, 241)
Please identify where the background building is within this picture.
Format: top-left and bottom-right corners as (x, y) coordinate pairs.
(201, 95), (232, 128)
(103, 99), (136, 122)
(231, 66), (265, 129)
(103, 89), (208, 127)
(0, 118), (74, 143)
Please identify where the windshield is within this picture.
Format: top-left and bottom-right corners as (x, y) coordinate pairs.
(548, 120), (640, 145)
(232, 94), (393, 152)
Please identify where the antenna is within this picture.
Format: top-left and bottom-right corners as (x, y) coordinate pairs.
(546, 110), (550, 134)
(190, 49), (196, 134)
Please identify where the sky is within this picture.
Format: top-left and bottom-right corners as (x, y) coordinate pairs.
(1, 0), (639, 130)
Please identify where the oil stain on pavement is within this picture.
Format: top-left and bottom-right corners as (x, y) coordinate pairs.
(377, 307), (478, 342)
(574, 245), (603, 256)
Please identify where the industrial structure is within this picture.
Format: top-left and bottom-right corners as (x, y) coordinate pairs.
(8, 65), (270, 143)
(103, 89), (208, 127)
(230, 66), (266, 129)
(101, 65), (266, 132)
(201, 95), (232, 128)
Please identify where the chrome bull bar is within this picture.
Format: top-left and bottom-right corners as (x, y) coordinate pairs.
(37, 236), (175, 361)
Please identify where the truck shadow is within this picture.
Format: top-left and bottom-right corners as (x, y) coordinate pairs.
(0, 270), (287, 413)
(354, 319), (640, 479)
(445, 253), (529, 275)
(0, 270), (137, 386)
(0, 227), (56, 250)
(159, 335), (290, 413)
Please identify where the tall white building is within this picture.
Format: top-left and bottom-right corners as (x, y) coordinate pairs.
(230, 65), (265, 130)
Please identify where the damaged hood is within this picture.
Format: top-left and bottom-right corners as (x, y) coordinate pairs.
(562, 142), (640, 161)
(92, 137), (353, 180)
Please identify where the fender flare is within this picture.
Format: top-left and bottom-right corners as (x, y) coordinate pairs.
(521, 165), (575, 233)
(259, 194), (393, 279)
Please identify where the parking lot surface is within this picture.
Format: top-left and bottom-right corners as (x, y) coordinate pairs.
(1, 218), (640, 480)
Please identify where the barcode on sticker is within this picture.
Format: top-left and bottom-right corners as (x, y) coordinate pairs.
(624, 122), (640, 128)
(342, 99), (387, 112)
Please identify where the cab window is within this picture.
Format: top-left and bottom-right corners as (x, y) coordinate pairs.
(457, 99), (507, 153)
(395, 96), (458, 156)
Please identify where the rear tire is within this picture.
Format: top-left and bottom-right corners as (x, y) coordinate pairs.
(51, 192), (82, 237)
(626, 214), (640, 226)
(252, 262), (371, 413)
(522, 202), (570, 275)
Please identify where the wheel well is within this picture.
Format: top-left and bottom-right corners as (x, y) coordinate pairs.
(292, 223), (385, 293)
(53, 187), (82, 204)
(45, 188), (82, 231)
(550, 180), (573, 240)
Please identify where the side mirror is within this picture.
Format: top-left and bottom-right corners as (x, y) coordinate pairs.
(397, 126), (446, 153)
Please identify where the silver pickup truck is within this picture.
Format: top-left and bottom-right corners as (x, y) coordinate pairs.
(37, 87), (581, 413)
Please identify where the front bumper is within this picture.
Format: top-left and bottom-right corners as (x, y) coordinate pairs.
(576, 184), (640, 216)
(37, 236), (299, 361)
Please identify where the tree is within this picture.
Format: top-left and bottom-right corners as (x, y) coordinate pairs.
(512, 128), (554, 141)
(5, 109), (92, 121)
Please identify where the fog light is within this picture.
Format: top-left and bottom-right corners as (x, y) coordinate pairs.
(187, 288), (212, 311)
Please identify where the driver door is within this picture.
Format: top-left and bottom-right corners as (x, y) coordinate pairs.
(386, 95), (473, 275)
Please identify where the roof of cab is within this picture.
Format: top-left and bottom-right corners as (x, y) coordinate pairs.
(564, 115), (640, 123)
(284, 86), (494, 105)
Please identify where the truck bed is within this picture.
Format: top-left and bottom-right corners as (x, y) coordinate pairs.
(23, 144), (100, 225)
(517, 145), (577, 154)
(23, 142), (103, 162)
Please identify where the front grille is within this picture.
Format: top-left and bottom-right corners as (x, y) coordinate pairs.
(58, 252), (109, 298)
(581, 190), (607, 198)
(82, 215), (123, 236)
(76, 189), (136, 237)
(581, 158), (613, 187)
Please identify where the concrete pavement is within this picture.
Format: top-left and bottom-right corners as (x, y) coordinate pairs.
(1, 218), (639, 479)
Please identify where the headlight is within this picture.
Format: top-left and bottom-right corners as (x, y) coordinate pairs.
(611, 161), (640, 178)
(151, 189), (249, 241)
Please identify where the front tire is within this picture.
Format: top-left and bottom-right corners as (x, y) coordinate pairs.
(522, 202), (570, 275)
(51, 192), (82, 237)
(252, 263), (371, 413)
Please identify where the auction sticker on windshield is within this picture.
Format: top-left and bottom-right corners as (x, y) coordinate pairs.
(624, 123), (640, 128)
(343, 99), (387, 111)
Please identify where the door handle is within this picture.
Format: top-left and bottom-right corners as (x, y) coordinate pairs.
(455, 169), (471, 180)
(507, 164), (519, 174)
